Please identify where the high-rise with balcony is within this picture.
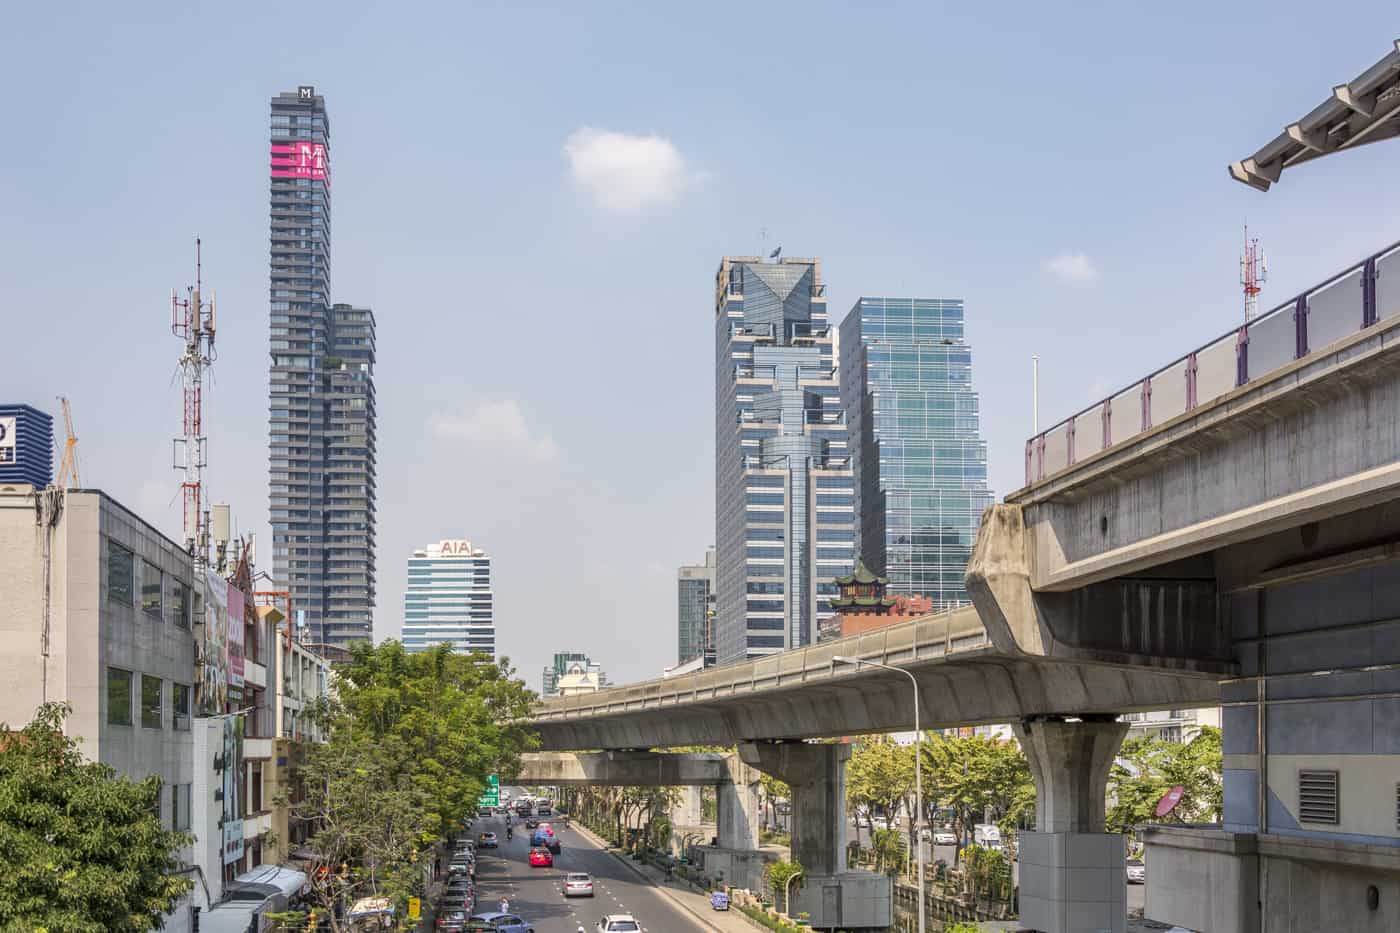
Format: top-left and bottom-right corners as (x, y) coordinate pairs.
(268, 86), (377, 648)
(839, 297), (992, 608)
(401, 539), (494, 657)
(714, 256), (855, 664)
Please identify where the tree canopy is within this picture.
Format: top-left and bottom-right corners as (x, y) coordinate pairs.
(846, 735), (915, 832)
(1107, 726), (1221, 834)
(0, 702), (192, 932)
(921, 732), (1034, 861)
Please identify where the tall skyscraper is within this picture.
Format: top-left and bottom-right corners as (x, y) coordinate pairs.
(268, 85), (377, 648)
(714, 256), (855, 664)
(677, 548), (716, 666)
(401, 539), (494, 657)
(839, 298), (992, 607)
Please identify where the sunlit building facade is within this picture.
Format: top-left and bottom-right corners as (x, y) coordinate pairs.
(401, 539), (494, 657)
(714, 256), (856, 664)
(839, 297), (992, 607)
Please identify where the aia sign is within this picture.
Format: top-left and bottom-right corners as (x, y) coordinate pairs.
(438, 539), (474, 555)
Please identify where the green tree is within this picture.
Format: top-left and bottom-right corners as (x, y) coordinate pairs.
(846, 735), (915, 842)
(763, 858), (804, 913)
(870, 827), (907, 876)
(0, 702), (192, 932)
(759, 772), (790, 828)
(1107, 726), (1221, 834)
(921, 733), (1034, 864)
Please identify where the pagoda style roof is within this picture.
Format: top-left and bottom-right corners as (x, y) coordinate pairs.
(833, 556), (886, 586)
(831, 594), (897, 609)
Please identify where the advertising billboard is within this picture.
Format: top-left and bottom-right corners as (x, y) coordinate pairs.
(0, 416), (14, 465)
(227, 583), (245, 690)
(199, 570), (230, 715)
(221, 715), (244, 864)
(270, 142), (328, 181)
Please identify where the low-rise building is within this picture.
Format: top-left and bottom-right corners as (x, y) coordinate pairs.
(542, 650), (607, 697)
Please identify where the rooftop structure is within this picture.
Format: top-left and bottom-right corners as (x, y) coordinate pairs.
(401, 539), (494, 657)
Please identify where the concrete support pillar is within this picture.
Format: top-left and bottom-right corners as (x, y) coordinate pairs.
(672, 785), (704, 828)
(717, 754), (761, 850)
(739, 741), (849, 876)
(1011, 718), (1130, 933)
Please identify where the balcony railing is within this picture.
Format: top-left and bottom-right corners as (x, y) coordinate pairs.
(1024, 238), (1400, 487)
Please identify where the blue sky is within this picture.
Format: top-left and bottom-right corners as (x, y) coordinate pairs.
(3, 2), (1398, 685)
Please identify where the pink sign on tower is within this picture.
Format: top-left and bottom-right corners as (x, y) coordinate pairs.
(270, 141), (328, 181)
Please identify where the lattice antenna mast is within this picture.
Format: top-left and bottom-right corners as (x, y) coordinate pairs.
(171, 238), (217, 567)
(1240, 225), (1268, 323)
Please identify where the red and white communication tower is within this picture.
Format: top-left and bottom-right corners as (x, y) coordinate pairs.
(171, 239), (217, 566)
(1240, 225), (1268, 323)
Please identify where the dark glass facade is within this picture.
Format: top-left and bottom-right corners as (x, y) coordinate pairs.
(714, 257), (855, 664)
(677, 548), (715, 665)
(268, 87), (377, 648)
(839, 298), (992, 607)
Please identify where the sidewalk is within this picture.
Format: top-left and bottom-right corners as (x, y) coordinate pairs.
(570, 822), (757, 933)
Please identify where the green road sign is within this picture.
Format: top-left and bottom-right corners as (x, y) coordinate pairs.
(477, 773), (500, 807)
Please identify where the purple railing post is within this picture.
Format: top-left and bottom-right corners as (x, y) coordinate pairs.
(1294, 295), (1309, 359)
(1101, 398), (1112, 449)
(1236, 326), (1250, 388)
(1066, 417), (1076, 465)
(1141, 377), (1153, 431)
(1186, 352), (1198, 410)
(1363, 257), (1378, 328)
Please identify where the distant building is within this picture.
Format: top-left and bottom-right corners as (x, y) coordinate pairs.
(818, 557), (934, 640)
(663, 654), (707, 678)
(677, 548), (716, 666)
(0, 403), (54, 488)
(555, 664), (603, 696)
(714, 255), (856, 663)
(1119, 707), (1221, 744)
(839, 297), (992, 608)
(401, 539), (495, 658)
(542, 651), (606, 697)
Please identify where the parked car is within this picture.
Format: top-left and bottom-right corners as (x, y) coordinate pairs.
(933, 830), (958, 846)
(478, 807), (493, 818)
(529, 846), (553, 867)
(1126, 858), (1146, 884)
(563, 872), (593, 897)
(596, 916), (641, 932)
(435, 908), (472, 932)
(469, 912), (534, 932)
(709, 890), (730, 911)
(478, 832), (499, 848)
(448, 859), (472, 877)
(439, 892), (473, 915)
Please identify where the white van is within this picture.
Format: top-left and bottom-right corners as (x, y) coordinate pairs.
(973, 824), (1003, 850)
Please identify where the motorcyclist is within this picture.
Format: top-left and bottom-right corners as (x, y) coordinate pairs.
(506, 825), (513, 841)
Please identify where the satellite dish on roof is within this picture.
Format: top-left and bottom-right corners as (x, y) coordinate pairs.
(1155, 785), (1186, 818)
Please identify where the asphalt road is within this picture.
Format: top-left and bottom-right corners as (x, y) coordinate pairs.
(467, 813), (712, 933)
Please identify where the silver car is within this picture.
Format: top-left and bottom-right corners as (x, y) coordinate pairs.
(1126, 858), (1146, 884)
(563, 872), (594, 897)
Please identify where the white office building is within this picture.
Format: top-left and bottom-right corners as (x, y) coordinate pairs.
(401, 539), (494, 657)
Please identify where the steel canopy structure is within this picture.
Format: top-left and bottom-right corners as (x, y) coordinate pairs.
(1230, 39), (1400, 191)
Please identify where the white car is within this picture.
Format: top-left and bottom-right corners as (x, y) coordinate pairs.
(564, 872), (594, 897)
(1126, 858), (1146, 884)
(597, 915), (641, 932)
(933, 831), (958, 846)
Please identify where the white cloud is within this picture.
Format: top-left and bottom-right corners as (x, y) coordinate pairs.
(1042, 251), (1099, 284)
(428, 399), (558, 463)
(563, 127), (695, 214)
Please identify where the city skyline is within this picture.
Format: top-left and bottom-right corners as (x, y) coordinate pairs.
(4, 3), (1397, 685)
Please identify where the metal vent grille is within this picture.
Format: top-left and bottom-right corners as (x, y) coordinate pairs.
(1298, 770), (1339, 824)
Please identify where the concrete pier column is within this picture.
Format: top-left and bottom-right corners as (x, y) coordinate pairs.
(717, 754), (761, 850)
(672, 785), (704, 828)
(738, 741), (850, 875)
(1012, 717), (1130, 933)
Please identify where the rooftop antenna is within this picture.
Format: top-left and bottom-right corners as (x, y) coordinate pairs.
(1240, 224), (1268, 323)
(171, 238), (217, 567)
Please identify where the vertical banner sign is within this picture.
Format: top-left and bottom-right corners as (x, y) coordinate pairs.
(0, 416), (14, 465)
(227, 583), (246, 691)
(200, 570), (230, 715)
(221, 715), (245, 864)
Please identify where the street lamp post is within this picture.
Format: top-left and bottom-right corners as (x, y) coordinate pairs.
(834, 655), (925, 933)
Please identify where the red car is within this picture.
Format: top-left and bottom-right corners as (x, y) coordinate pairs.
(528, 846), (553, 867)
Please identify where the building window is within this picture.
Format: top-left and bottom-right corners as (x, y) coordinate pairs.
(107, 541), (134, 605)
(172, 683), (191, 731)
(167, 579), (191, 628)
(171, 783), (191, 831)
(106, 668), (133, 725)
(140, 675), (163, 729)
(250, 761), (264, 814)
(141, 560), (163, 616)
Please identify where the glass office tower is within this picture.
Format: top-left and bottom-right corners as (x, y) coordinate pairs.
(268, 86), (377, 648)
(677, 548), (716, 665)
(401, 539), (494, 657)
(714, 256), (855, 664)
(839, 298), (992, 607)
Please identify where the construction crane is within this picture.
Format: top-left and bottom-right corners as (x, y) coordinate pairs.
(55, 396), (80, 489)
